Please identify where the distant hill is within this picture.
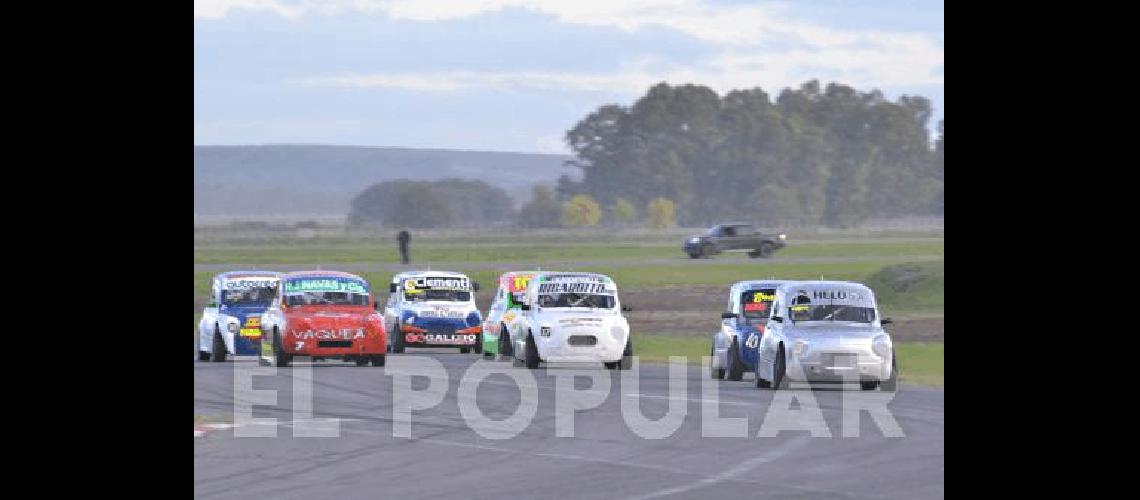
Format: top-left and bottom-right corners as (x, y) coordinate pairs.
(194, 145), (577, 216)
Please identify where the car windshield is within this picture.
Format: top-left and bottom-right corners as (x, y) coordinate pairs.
(221, 284), (277, 307)
(788, 304), (876, 323)
(740, 289), (776, 318)
(283, 277), (370, 307)
(537, 293), (615, 309)
(405, 289), (471, 302)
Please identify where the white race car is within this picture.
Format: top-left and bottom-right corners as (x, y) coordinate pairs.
(197, 271), (281, 361)
(505, 272), (633, 369)
(383, 270), (484, 353)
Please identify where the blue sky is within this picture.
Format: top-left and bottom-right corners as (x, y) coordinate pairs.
(195, 1), (944, 153)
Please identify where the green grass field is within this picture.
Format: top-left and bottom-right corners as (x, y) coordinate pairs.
(633, 334), (943, 386)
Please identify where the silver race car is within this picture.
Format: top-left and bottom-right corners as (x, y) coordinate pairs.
(754, 281), (897, 391)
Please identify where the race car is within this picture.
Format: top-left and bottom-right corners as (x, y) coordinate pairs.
(709, 279), (791, 381)
(505, 272), (633, 370)
(257, 270), (387, 367)
(383, 271), (483, 353)
(481, 271), (539, 359)
(197, 271), (281, 362)
(753, 281), (898, 391)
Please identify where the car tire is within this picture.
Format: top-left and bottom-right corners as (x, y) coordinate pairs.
(211, 327), (227, 362)
(460, 347), (471, 354)
(726, 338), (744, 381)
(499, 327), (512, 358)
(371, 354), (386, 367)
(619, 338), (633, 370)
(860, 381), (879, 391)
(524, 332), (541, 370)
(880, 350), (898, 392)
(198, 347), (211, 362)
(756, 242), (775, 258)
(392, 322), (406, 353)
(770, 344), (788, 390)
(688, 250), (702, 259)
(273, 331), (291, 368)
(474, 333), (483, 354)
(355, 357), (369, 367)
(755, 367), (771, 388)
(700, 243), (714, 258)
(710, 343), (725, 379)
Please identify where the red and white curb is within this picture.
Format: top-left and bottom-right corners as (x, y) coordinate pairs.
(195, 423), (237, 438)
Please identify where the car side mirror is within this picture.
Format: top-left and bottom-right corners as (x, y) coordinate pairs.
(721, 312), (737, 319)
(389, 283), (398, 293)
(770, 316), (783, 323)
(472, 282), (480, 292)
(881, 317), (893, 325)
(521, 304), (531, 311)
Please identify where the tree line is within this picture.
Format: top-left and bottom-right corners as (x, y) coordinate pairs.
(348, 79), (943, 229)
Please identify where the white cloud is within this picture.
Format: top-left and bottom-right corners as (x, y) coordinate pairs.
(201, 0), (942, 97)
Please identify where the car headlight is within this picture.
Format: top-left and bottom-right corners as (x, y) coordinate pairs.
(778, 234), (786, 240)
(227, 322), (239, 334)
(793, 339), (808, 357)
(688, 237), (700, 244)
(872, 335), (892, 357)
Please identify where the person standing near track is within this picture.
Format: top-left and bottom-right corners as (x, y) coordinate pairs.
(397, 229), (411, 264)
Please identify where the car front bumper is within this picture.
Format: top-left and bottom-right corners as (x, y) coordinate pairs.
(535, 327), (627, 363)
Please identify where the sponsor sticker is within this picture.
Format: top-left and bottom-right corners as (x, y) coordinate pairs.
(537, 282), (609, 294)
(285, 278), (368, 294)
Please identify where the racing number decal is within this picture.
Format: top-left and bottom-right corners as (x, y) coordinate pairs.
(295, 341), (305, 350)
(511, 275), (531, 293)
(744, 333), (760, 349)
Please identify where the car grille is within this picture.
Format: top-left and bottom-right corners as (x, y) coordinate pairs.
(318, 340), (353, 348)
(567, 335), (597, 346)
(822, 353), (857, 368)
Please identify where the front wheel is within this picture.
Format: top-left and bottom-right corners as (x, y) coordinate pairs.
(770, 345), (788, 390)
(524, 332), (541, 369)
(880, 350), (898, 392)
(273, 331), (291, 368)
(755, 242), (774, 258)
(726, 338), (744, 381)
(371, 354), (386, 367)
(392, 322), (406, 353)
(606, 338), (633, 370)
(355, 357), (369, 367)
(211, 328), (227, 362)
(499, 327), (513, 358)
(473, 332), (483, 354)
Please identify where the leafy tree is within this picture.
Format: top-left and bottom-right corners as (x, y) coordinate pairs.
(518, 185), (562, 228)
(561, 194), (602, 227)
(647, 197), (677, 229)
(348, 178), (510, 229)
(613, 197), (637, 225)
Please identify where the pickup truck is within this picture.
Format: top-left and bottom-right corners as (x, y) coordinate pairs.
(683, 223), (786, 259)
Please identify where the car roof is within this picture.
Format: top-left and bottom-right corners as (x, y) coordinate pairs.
(282, 270), (366, 280)
(732, 279), (792, 291)
(390, 270), (470, 282)
(775, 280), (872, 293)
(216, 271), (281, 280)
(533, 271), (612, 280)
(714, 222), (752, 228)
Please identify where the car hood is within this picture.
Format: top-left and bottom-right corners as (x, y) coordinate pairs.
(403, 302), (479, 319)
(782, 323), (886, 340)
(286, 308), (373, 331)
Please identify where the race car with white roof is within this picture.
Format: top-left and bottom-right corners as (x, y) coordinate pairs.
(710, 279), (791, 381)
(753, 281), (897, 391)
(505, 272), (632, 369)
(383, 271), (483, 353)
(257, 270), (388, 367)
(197, 271), (281, 362)
(481, 270), (538, 359)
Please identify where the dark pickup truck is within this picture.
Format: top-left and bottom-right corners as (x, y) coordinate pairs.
(683, 223), (786, 259)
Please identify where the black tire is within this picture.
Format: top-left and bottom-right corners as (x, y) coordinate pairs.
(700, 243), (714, 258)
(499, 326), (512, 358)
(688, 250), (702, 259)
(619, 338), (633, 370)
(756, 242), (775, 258)
(273, 331), (291, 368)
(710, 343), (725, 379)
(755, 368), (771, 388)
(371, 354), (386, 367)
(726, 338), (744, 381)
(880, 350), (898, 392)
(211, 327), (227, 362)
(524, 332), (541, 369)
(771, 344), (788, 390)
(392, 322), (406, 353)
(474, 332), (483, 354)
(198, 346), (211, 362)
(860, 381), (879, 391)
(460, 347), (471, 354)
(355, 357), (369, 367)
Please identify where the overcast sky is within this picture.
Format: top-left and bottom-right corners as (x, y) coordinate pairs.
(195, 0), (944, 153)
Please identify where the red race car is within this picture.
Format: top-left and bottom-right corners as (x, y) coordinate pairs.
(258, 270), (387, 367)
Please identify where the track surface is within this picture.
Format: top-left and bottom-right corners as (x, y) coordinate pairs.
(195, 352), (943, 499)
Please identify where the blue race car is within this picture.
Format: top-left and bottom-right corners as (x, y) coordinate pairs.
(710, 280), (790, 380)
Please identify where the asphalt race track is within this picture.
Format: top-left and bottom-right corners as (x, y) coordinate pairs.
(194, 351), (944, 499)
